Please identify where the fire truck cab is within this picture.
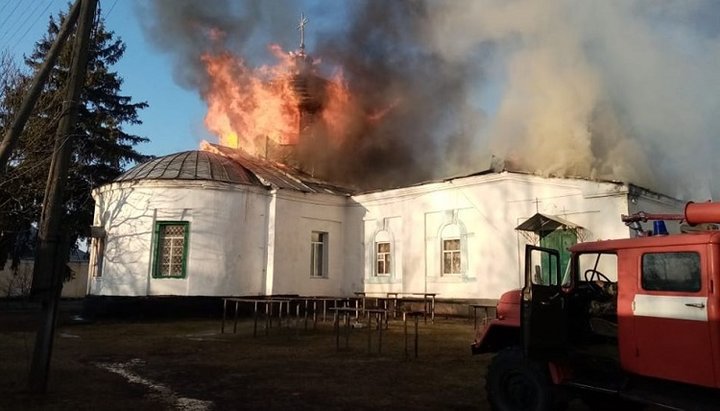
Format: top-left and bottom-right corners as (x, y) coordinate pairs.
(473, 203), (720, 410)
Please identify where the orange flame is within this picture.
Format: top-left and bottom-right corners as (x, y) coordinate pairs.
(201, 44), (393, 157)
(320, 69), (362, 145)
(202, 46), (300, 154)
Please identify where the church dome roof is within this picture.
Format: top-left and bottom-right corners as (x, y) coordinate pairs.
(116, 150), (261, 185)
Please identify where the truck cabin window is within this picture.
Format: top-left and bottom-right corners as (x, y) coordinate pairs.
(529, 248), (560, 286)
(577, 253), (618, 284)
(642, 252), (700, 292)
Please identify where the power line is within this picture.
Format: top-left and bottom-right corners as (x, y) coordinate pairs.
(2, 0), (51, 49)
(0, 0), (38, 45)
(102, 0), (119, 19)
(0, 104), (72, 189)
(13, 1), (55, 53)
(0, 155), (53, 188)
(0, 1), (24, 37)
(0, 1), (12, 17)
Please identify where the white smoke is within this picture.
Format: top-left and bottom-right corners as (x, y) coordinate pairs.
(141, 1), (720, 197)
(424, 0), (720, 199)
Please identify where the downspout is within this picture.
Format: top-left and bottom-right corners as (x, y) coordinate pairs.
(86, 238), (96, 295)
(146, 208), (157, 296)
(516, 217), (524, 289)
(264, 189), (278, 296)
(424, 213), (428, 294)
(86, 189), (100, 295)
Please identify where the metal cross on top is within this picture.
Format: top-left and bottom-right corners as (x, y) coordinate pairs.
(298, 12), (308, 50)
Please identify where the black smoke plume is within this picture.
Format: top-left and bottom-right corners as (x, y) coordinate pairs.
(140, 1), (720, 198)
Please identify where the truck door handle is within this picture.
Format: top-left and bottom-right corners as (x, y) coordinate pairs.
(685, 303), (705, 309)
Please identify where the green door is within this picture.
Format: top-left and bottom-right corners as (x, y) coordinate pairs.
(540, 229), (577, 281)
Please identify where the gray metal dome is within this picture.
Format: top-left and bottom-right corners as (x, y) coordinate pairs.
(116, 150), (261, 185)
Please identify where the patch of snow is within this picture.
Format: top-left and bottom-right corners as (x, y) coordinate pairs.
(95, 358), (213, 411)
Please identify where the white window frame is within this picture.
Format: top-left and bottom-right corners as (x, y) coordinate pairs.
(442, 238), (462, 276)
(310, 231), (329, 278)
(431, 213), (474, 283)
(376, 242), (391, 276)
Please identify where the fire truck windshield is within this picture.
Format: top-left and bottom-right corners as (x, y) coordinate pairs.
(576, 252), (618, 284)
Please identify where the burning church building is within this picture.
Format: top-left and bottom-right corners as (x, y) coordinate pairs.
(86, 147), (684, 301)
(86, 12), (688, 304)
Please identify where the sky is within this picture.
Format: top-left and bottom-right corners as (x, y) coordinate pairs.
(0, 0), (458, 158)
(0, 0), (413, 158)
(1, 1), (719, 199)
(0, 0), (211, 157)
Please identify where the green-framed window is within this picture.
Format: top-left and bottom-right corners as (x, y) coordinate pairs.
(152, 221), (189, 278)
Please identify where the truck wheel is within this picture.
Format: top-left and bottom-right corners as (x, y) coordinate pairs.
(486, 346), (562, 411)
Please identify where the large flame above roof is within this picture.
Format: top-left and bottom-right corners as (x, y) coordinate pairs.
(201, 44), (365, 158)
(143, 2), (720, 197)
(202, 45), (299, 153)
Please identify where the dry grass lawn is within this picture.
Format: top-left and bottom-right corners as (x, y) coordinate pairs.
(1, 310), (494, 410)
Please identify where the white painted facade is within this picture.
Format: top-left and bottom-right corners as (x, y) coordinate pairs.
(351, 172), (684, 300)
(89, 180), (270, 296)
(88, 166), (683, 300)
(88, 179), (363, 297)
(265, 190), (363, 297)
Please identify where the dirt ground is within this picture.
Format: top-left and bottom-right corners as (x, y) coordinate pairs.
(1, 306), (593, 411)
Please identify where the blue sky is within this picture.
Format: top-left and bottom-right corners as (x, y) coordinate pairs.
(0, 0), (210, 157)
(2, 1), (719, 200)
(0, 0), (503, 161)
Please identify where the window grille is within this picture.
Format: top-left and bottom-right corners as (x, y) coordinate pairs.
(153, 222), (189, 278)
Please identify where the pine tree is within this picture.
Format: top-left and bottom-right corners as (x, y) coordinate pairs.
(0, 6), (148, 272)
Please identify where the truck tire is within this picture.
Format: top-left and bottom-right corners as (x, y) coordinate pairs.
(486, 346), (564, 411)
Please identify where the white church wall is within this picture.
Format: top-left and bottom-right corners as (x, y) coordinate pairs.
(362, 215), (404, 293)
(627, 186), (686, 235)
(88, 170), (684, 302)
(269, 191), (353, 296)
(353, 172), (662, 301)
(343, 204), (366, 296)
(355, 176), (511, 300)
(89, 181), (269, 297)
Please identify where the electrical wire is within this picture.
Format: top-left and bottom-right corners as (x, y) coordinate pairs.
(12, 1), (55, 53)
(0, 98), (72, 188)
(0, 1), (12, 17)
(0, 0), (51, 67)
(102, 0), (119, 20)
(0, 1), (23, 37)
(1, 0), (119, 193)
(0, 0), (39, 46)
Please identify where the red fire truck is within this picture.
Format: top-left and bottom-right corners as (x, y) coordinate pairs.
(472, 202), (720, 410)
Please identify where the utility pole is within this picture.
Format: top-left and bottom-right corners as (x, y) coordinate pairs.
(0, 0), (81, 174)
(28, 0), (97, 393)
